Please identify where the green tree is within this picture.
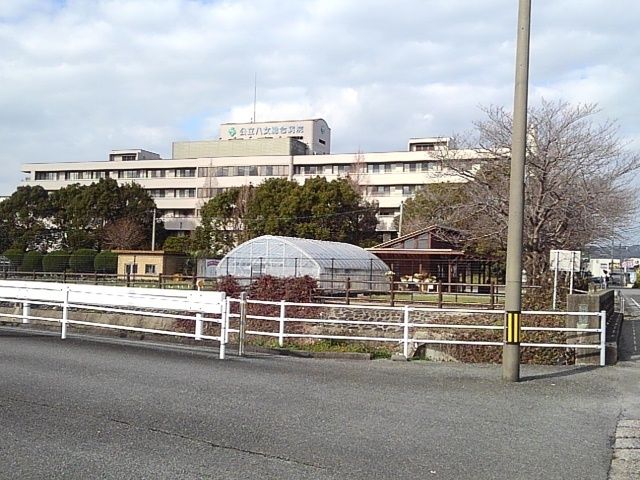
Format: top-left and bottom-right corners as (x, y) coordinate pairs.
(47, 178), (162, 250)
(196, 178), (379, 254)
(163, 235), (193, 254)
(194, 186), (254, 256)
(0, 186), (52, 250)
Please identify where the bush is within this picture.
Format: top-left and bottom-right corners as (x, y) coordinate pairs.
(163, 235), (192, 254)
(21, 251), (43, 272)
(69, 249), (98, 273)
(2, 248), (24, 269)
(94, 251), (118, 274)
(43, 251), (70, 272)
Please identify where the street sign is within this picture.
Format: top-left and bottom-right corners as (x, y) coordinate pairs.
(550, 250), (581, 273)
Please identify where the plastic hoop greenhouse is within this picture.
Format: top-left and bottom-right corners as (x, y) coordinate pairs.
(216, 235), (390, 291)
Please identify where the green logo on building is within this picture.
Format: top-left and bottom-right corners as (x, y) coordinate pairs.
(228, 127), (237, 137)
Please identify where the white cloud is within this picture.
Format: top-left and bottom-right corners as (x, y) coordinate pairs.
(1, 0), (639, 195)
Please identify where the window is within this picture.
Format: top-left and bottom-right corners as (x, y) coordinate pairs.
(175, 188), (195, 198)
(367, 164), (380, 174)
(122, 154), (136, 161)
(198, 187), (226, 198)
(125, 263), (138, 274)
(149, 189), (166, 198)
(318, 139), (326, 145)
(403, 163), (417, 173)
(421, 162), (438, 172)
(402, 185), (416, 195)
(334, 165), (351, 175)
(176, 168), (195, 177)
(295, 165), (318, 175)
(259, 165), (288, 176)
(150, 169), (166, 178)
(144, 264), (156, 274)
(35, 171), (57, 180)
(368, 185), (390, 196)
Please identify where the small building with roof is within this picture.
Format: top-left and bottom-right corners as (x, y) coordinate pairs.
(367, 225), (500, 288)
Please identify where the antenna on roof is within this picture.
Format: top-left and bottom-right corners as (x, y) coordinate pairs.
(252, 72), (257, 123)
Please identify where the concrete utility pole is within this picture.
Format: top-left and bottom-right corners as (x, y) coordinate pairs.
(151, 208), (157, 252)
(503, 0), (532, 383)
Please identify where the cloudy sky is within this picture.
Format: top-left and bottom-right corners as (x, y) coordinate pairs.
(1, 0), (638, 196)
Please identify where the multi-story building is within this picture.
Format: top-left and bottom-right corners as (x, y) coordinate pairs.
(20, 119), (481, 239)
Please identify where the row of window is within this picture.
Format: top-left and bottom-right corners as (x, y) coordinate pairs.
(34, 169), (196, 181)
(33, 161), (440, 182)
(367, 185), (417, 196)
(197, 165), (289, 177)
(294, 161), (440, 176)
(149, 188), (196, 198)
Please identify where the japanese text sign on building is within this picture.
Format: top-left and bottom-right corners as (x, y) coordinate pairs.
(227, 125), (304, 138)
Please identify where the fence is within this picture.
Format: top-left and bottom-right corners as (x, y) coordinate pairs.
(0, 281), (607, 366)
(226, 297), (607, 366)
(0, 280), (228, 358)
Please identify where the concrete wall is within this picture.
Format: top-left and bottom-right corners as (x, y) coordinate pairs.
(566, 290), (619, 365)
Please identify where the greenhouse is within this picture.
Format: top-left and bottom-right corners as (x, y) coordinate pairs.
(216, 235), (390, 291)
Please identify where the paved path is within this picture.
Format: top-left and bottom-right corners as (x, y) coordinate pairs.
(1, 325), (639, 480)
(608, 292), (640, 479)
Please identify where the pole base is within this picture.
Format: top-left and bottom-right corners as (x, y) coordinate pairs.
(502, 343), (520, 382)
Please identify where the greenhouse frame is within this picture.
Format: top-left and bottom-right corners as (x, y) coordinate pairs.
(216, 235), (390, 291)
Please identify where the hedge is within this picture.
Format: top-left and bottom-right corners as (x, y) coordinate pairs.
(94, 251), (118, 274)
(43, 251), (70, 273)
(69, 249), (98, 273)
(21, 251), (43, 272)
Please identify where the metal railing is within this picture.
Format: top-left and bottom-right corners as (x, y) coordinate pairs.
(0, 280), (228, 358)
(227, 298), (607, 366)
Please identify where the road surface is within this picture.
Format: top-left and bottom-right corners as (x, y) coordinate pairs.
(1, 323), (639, 479)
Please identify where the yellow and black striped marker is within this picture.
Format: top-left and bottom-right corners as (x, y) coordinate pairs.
(505, 311), (521, 344)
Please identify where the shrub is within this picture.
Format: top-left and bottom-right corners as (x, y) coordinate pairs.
(3, 249), (24, 269)
(43, 251), (70, 272)
(21, 251), (43, 272)
(94, 251), (118, 274)
(69, 249), (98, 273)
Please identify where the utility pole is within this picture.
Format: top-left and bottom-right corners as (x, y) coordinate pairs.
(151, 208), (156, 251)
(502, 0), (532, 383)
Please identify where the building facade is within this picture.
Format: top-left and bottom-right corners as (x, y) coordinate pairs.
(21, 119), (481, 238)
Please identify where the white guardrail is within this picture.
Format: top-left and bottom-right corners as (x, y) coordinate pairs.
(0, 281), (228, 359)
(227, 298), (607, 366)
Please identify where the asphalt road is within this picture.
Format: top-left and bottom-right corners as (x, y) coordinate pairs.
(1, 326), (639, 480)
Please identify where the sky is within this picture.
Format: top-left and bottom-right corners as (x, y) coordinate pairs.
(1, 0), (639, 197)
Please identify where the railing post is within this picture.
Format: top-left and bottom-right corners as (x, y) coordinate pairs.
(195, 312), (203, 341)
(600, 310), (607, 366)
(437, 282), (443, 308)
(238, 292), (247, 356)
(345, 277), (351, 305)
(389, 277), (395, 307)
(22, 302), (31, 324)
(61, 286), (69, 340)
(158, 273), (163, 289)
(219, 299), (227, 360)
(490, 281), (496, 310)
(279, 300), (286, 347)
(403, 305), (410, 359)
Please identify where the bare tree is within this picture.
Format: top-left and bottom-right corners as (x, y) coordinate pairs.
(407, 99), (640, 279)
(102, 217), (148, 250)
